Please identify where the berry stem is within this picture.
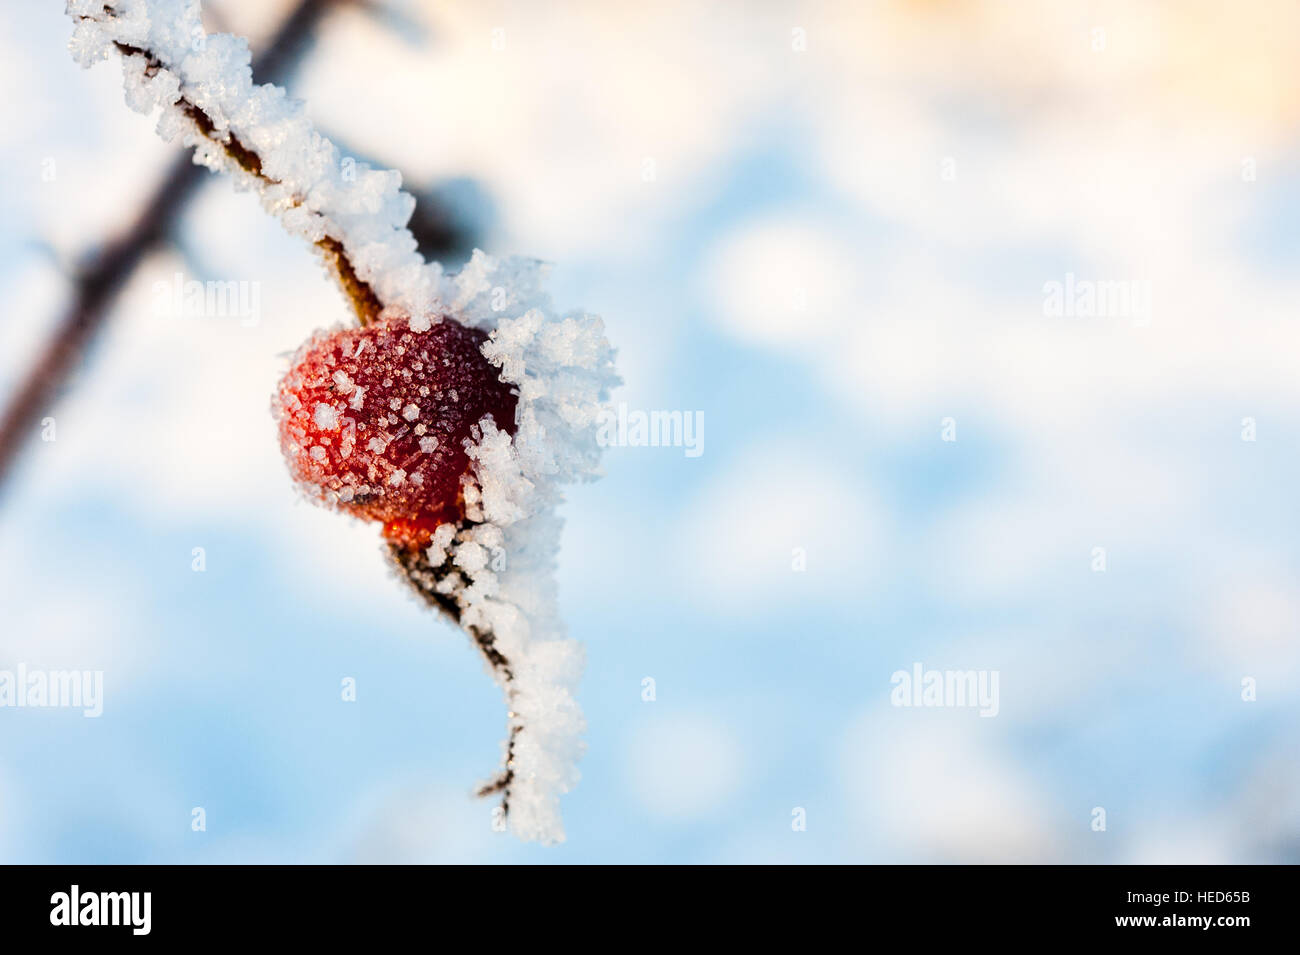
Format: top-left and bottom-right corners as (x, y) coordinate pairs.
(101, 17), (386, 326)
(63, 1), (569, 839)
(386, 529), (523, 820)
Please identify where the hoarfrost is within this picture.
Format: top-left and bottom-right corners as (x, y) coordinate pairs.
(68, 0), (620, 845)
(331, 370), (355, 394)
(313, 402), (340, 431)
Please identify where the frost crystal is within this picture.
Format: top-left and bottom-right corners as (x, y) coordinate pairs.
(431, 254), (619, 843)
(68, 0), (619, 845)
(313, 402), (339, 431)
(67, 0), (440, 317)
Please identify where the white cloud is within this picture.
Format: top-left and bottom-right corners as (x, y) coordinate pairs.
(624, 712), (743, 821)
(0, 521), (152, 685)
(840, 706), (1066, 863)
(1125, 823), (1237, 865)
(702, 216), (859, 347)
(676, 440), (884, 612)
(1197, 563), (1300, 691)
(345, 778), (508, 864)
(298, 2), (775, 261)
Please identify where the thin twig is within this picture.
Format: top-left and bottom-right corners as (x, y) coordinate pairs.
(110, 35), (386, 326)
(0, 0), (473, 496)
(29, 0), (524, 827)
(386, 532), (522, 816)
(0, 0), (330, 495)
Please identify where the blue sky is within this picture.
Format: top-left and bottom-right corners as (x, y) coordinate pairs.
(1, 0), (1298, 863)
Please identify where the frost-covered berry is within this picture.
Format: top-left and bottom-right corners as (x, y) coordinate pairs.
(274, 313), (517, 548)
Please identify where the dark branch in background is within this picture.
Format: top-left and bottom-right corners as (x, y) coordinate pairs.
(0, 0), (478, 497)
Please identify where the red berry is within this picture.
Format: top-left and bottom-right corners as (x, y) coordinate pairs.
(274, 314), (517, 548)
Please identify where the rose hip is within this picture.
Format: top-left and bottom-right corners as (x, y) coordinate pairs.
(274, 314), (517, 548)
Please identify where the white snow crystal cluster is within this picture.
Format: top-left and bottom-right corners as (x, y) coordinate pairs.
(67, 0), (619, 844)
(436, 253), (618, 843)
(68, 0), (440, 314)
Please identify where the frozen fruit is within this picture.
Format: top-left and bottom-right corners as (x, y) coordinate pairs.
(274, 313), (517, 548)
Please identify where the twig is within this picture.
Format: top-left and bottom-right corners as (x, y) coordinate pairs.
(386, 531), (522, 815)
(0, 0), (474, 496)
(0, 0), (329, 496)
(111, 36), (386, 326)
(56, 0), (528, 826)
(34, 0), (545, 831)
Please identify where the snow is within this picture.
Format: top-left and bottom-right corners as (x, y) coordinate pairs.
(312, 402), (339, 431)
(67, 0), (439, 319)
(441, 253), (619, 842)
(67, 0), (619, 845)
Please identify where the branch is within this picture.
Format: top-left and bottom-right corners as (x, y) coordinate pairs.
(0, 0), (475, 496)
(387, 534), (522, 813)
(64, 0), (534, 830)
(52, 0), (615, 844)
(0, 0), (332, 496)
(108, 36), (386, 325)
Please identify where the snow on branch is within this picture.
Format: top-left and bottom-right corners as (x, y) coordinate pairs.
(69, 0), (419, 324)
(66, 0), (618, 844)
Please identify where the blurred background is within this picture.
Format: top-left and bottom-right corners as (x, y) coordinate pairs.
(1, 0), (1298, 863)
